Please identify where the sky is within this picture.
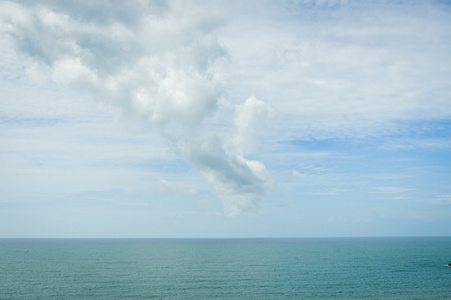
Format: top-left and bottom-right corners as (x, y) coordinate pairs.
(0, 0), (450, 238)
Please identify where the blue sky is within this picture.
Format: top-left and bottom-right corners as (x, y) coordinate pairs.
(0, 0), (450, 237)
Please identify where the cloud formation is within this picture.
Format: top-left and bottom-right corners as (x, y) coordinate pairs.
(1, 0), (226, 129)
(186, 135), (272, 216)
(0, 0), (272, 215)
(1, 0), (450, 220)
(233, 96), (273, 152)
(221, 0), (451, 139)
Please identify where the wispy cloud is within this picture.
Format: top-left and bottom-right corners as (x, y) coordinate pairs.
(372, 186), (413, 194)
(380, 138), (451, 150)
(430, 195), (451, 205)
(292, 170), (306, 178)
(221, 0), (451, 139)
(316, 188), (351, 196)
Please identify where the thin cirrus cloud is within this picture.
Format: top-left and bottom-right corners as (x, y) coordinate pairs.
(221, 0), (451, 140)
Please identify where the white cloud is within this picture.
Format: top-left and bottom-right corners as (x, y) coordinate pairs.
(1, 0), (450, 220)
(185, 136), (273, 216)
(0, 0), (274, 215)
(233, 96), (273, 152)
(372, 186), (413, 194)
(220, 0), (451, 139)
(380, 138), (451, 150)
(0, 1), (227, 126)
(316, 188), (350, 196)
(292, 170), (306, 178)
(3, 1), (451, 139)
(430, 195), (451, 205)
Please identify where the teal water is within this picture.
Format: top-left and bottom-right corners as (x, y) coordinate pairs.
(1, 237), (450, 299)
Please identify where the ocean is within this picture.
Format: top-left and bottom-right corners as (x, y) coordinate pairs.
(1, 237), (450, 299)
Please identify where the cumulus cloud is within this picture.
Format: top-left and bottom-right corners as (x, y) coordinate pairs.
(0, 0), (273, 215)
(0, 0), (227, 129)
(2, 0), (450, 217)
(233, 96), (273, 152)
(185, 136), (272, 216)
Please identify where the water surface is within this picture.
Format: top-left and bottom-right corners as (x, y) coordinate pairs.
(1, 237), (450, 299)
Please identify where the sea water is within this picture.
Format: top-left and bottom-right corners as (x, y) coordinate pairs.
(1, 237), (450, 299)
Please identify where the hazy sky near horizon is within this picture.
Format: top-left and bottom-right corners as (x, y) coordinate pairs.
(1, 0), (450, 238)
